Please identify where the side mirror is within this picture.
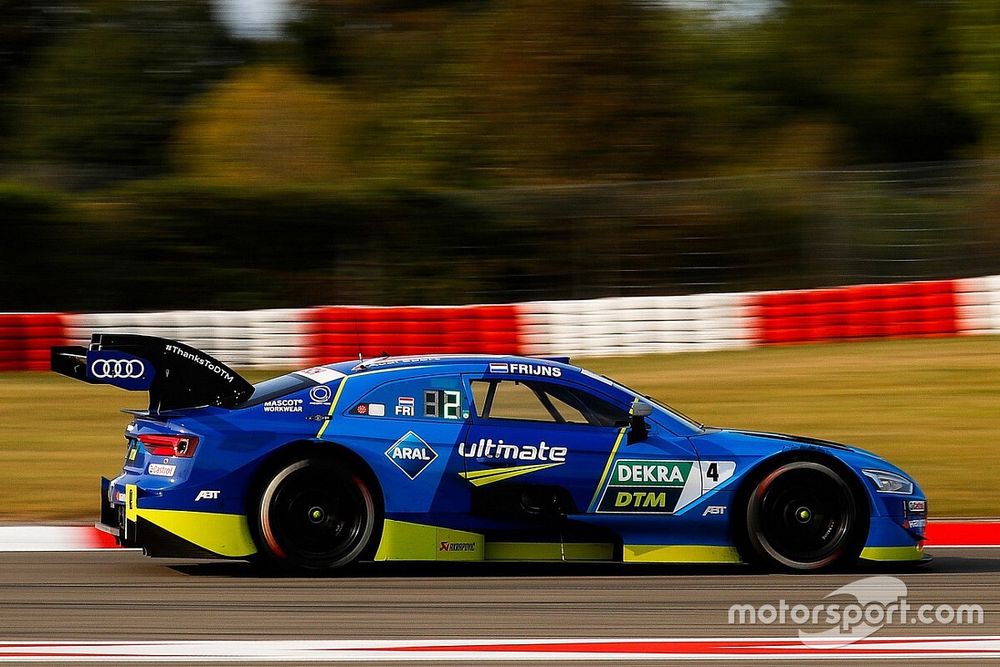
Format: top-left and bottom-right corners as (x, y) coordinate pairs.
(627, 400), (652, 444)
(631, 400), (653, 418)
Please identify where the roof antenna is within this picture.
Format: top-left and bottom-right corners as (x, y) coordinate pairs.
(353, 308), (363, 363)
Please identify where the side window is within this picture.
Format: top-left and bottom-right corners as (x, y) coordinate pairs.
(547, 393), (590, 425)
(471, 379), (627, 427)
(481, 380), (555, 422)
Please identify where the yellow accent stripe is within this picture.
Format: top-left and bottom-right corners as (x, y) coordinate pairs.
(486, 542), (614, 561)
(860, 545), (924, 562)
(315, 378), (348, 438)
(124, 484), (138, 522)
(624, 544), (742, 563)
(589, 426), (628, 509)
(136, 509), (256, 557)
(374, 519), (484, 561)
(460, 462), (562, 487)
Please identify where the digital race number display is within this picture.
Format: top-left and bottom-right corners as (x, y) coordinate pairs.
(424, 389), (461, 419)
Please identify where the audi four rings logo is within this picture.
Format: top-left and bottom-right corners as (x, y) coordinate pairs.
(91, 359), (146, 379)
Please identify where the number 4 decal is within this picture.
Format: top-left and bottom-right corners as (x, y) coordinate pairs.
(701, 461), (736, 491)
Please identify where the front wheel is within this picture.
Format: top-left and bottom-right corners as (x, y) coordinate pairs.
(744, 460), (866, 571)
(253, 458), (377, 572)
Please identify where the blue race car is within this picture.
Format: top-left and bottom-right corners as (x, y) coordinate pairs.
(53, 334), (928, 572)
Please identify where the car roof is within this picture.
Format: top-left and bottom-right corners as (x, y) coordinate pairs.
(318, 354), (573, 377)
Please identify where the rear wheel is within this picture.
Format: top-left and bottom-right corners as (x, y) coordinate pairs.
(253, 458), (376, 572)
(745, 460), (865, 571)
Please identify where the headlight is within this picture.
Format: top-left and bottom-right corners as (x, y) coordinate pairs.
(861, 469), (914, 495)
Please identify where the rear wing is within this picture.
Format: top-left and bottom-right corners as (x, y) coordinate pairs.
(51, 333), (254, 413)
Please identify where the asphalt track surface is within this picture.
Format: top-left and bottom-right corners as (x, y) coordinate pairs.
(0, 547), (998, 665)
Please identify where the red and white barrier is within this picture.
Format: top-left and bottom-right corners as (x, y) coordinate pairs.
(0, 526), (118, 551)
(2, 275), (999, 370)
(0, 313), (68, 371)
(302, 304), (521, 366)
(519, 292), (753, 357)
(68, 309), (308, 368)
(958, 274), (1000, 335)
(749, 280), (959, 345)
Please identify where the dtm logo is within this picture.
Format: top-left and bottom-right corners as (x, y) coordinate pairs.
(385, 431), (438, 480)
(86, 351), (154, 391)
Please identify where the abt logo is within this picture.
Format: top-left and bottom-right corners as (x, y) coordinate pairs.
(703, 505), (726, 516)
(195, 490), (220, 501)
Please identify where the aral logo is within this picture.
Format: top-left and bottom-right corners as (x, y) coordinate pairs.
(385, 431), (438, 480)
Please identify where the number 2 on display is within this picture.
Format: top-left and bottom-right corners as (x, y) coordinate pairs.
(424, 389), (461, 419)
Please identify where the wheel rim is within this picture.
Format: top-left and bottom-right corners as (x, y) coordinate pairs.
(260, 461), (373, 569)
(750, 462), (855, 569)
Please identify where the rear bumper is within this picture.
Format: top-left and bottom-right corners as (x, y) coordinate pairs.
(95, 521), (120, 538)
(99, 477), (120, 537)
(100, 476), (256, 559)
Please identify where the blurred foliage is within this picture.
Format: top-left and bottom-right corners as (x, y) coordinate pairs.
(7, 0), (238, 173)
(0, 0), (999, 309)
(0, 181), (85, 310)
(752, 0), (982, 163)
(173, 65), (360, 185)
(46, 180), (501, 309)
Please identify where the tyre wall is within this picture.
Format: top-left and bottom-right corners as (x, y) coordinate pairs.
(2, 275), (998, 369)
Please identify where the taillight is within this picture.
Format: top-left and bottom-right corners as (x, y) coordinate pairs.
(138, 434), (199, 458)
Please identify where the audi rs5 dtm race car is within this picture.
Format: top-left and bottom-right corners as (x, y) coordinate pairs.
(52, 334), (929, 572)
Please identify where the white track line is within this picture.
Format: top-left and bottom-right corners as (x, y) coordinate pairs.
(1, 636), (1000, 661)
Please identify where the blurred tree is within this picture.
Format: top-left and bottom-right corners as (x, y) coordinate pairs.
(449, 0), (694, 183)
(282, 0), (479, 81)
(947, 0), (1000, 158)
(336, 0), (700, 186)
(285, 0), (346, 79)
(172, 65), (360, 185)
(755, 0), (982, 163)
(10, 0), (237, 175)
(0, 0), (73, 152)
(0, 182), (86, 310)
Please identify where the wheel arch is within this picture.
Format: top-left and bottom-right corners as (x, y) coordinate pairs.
(729, 448), (872, 563)
(245, 438), (385, 561)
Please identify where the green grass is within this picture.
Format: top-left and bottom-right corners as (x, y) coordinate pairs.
(1, 336), (997, 520)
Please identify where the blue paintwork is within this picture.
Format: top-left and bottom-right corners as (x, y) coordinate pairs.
(105, 354), (928, 559)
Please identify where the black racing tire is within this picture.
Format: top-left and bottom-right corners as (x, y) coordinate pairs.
(744, 460), (865, 572)
(252, 457), (377, 573)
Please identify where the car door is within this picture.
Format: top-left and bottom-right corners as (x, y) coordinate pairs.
(459, 371), (697, 519)
(337, 373), (474, 516)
